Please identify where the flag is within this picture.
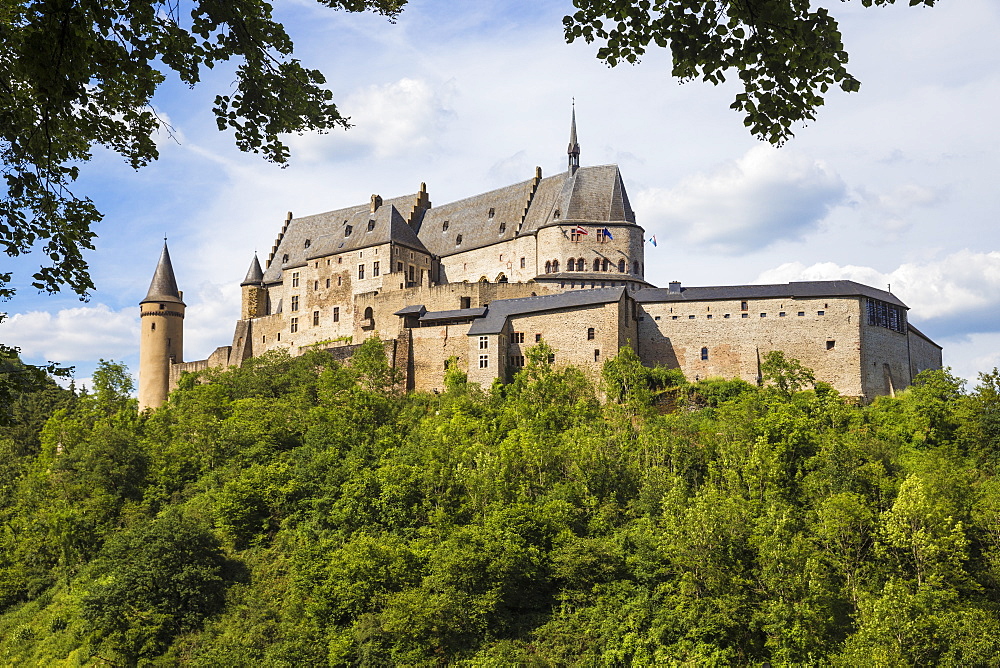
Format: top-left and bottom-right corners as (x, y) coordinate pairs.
(574, 225), (588, 235)
(647, 235), (657, 247)
(602, 227), (614, 240)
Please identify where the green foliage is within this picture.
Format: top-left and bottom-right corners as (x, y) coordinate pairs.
(2, 352), (1000, 665)
(563, 0), (937, 145)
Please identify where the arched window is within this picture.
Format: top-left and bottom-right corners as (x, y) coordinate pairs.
(545, 261), (552, 273)
(567, 257), (576, 271)
(602, 259), (609, 271)
(618, 259), (626, 273)
(701, 347), (709, 361)
(633, 261), (639, 274)
(552, 259), (560, 272)
(577, 258), (586, 271)
(480, 276), (489, 284)
(593, 258), (601, 272)
(496, 273), (508, 283)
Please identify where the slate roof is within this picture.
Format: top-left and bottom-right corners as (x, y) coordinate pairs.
(519, 165), (637, 236)
(241, 254), (264, 286)
(536, 272), (653, 286)
(634, 280), (908, 309)
(467, 287), (626, 335)
(262, 194), (426, 284)
(419, 307), (488, 323)
(142, 242), (184, 304)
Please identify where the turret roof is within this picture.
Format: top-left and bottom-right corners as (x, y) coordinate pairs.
(241, 254), (264, 286)
(142, 242), (183, 304)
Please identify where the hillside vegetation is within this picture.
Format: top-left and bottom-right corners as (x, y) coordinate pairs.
(1, 340), (999, 666)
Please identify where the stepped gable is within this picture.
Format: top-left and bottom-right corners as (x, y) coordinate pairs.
(261, 193), (419, 284)
(468, 286), (627, 335)
(142, 242), (183, 304)
(518, 171), (571, 234)
(417, 178), (537, 257)
(635, 280), (908, 309)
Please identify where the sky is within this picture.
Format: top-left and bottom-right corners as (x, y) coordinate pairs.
(2, 0), (999, 391)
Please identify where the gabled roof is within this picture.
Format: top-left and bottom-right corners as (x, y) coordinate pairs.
(262, 195), (427, 283)
(142, 242), (183, 304)
(467, 287), (626, 335)
(519, 165), (637, 236)
(634, 280), (908, 309)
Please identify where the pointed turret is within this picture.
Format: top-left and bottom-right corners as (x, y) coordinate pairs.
(142, 242), (184, 304)
(138, 241), (186, 411)
(567, 100), (581, 174)
(241, 253), (264, 286)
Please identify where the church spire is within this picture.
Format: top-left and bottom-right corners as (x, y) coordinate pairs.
(567, 99), (581, 174)
(142, 241), (183, 304)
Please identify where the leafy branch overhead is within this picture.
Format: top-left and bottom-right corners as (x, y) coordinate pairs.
(0, 0), (406, 300)
(564, 0), (936, 145)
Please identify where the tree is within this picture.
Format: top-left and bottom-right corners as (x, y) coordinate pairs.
(563, 0), (937, 145)
(1, 0), (406, 301)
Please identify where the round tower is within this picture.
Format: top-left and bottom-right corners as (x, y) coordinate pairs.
(138, 242), (185, 411)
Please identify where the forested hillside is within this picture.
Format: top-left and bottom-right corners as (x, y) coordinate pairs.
(1, 340), (999, 666)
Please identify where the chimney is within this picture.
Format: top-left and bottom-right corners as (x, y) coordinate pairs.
(668, 281), (682, 293)
(370, 194), (382, 213)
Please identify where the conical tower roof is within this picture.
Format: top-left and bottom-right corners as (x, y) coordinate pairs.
(241, 253), (264, 286)
(141, 241), (183, 304)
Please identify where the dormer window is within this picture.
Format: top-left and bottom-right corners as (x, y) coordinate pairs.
(553, 209), (561, 220)
(282, 253), (289, 263)
(304, 239), (311, 248)
(367, 220), (376, 232)
(498, 222), (506, 234)
(488, 208), (495, 219)
(456, 234), (463, 245)
(345, 225), (353, 237)
(442, 220), (449, 231)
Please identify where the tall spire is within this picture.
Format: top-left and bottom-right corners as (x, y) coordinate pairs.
(142, 241), (183, 303)
(567, 99), (581, 174)
(241, 253), (264, 286)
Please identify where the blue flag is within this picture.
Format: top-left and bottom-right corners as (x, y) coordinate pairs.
(603, 227), (614, 240)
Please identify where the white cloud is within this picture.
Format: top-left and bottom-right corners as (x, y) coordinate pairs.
(285, 77), (457, 161)
(0, 304), (138, 363)
(754, 250), (1000, 328)
(634, 145), (847, 254)
(851, 182), (945, 237)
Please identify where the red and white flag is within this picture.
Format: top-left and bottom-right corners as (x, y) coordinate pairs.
(574, 225), (588, 235)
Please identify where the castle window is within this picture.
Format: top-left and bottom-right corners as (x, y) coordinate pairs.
(578, 258), (587, 271)
(345, 225), (353, 237)
(368, 220), (376, 231)
(779, 311), (786, 317)
(479, 354), (489, 369)
(594, 349), (600, 362)
(151, 322), (155, 330)
(827, 340), (836, 350)
(545, 261), (552, 273)
(689, 315), (695, 319)
(290, 317), (298, 333)
(314, 280), (318, 290)
(338, 257), (342, 263)
(313, 311), (320, 326)
(552, 260), (560, 272)
(618, 259), (626, 273)
(499, 222), (506, 234)
(513, 332), (525, 343)
(479, 336), (488, 350)
(553, 209), (561, 220)
(535, 333), (542, 342)
(593, 258), (600, 271)
(443, 220), (449, 231)
(701, 347), (709, 360)
(326, 278), (331, 288)
(327, 259), (331, 266)
(548, 353), (555, 364)
(741, 313), (749, 318)
(741, 301), (748, 311)
(282, 254), (289, 263)
(587, 327), (595, 340)
(760, 313), (766, 318)
(277, 332), (280, 341)
(510, 355), (525, 367)
(633, 261), (639, 274)
(570, 228), (583, 242)
(566, 257), (575, 271)
(338, 276), (342, 286)
(866, 298), (905, 333)
(159, 303), (165, 309)
(724, 314), (731, 319)
(292, 272), (299, 287)
(333, 307), (340, 322)
(456, 234), (463, 245)
(817, 310), (825, 316)
(654, 315), (661, 321)
(602, 259), (610, 271)
(488, 208), (495, 219)
(797, 311), (805, 316)
(461, 297), (472, 309)
(304, 239), (311, 248)
(672, 316), (678, 320)
(291, 295), (299, 311)
(520, 257), (526, 268)
(373, 261), (380, 277)
(397, 261), (403, 272)
(262, 335), (265, 342)
(706, 314), (712, 319)
(358, 264), (365, 279)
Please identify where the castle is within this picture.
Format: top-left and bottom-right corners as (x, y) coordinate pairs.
(138, 111), (942, 410)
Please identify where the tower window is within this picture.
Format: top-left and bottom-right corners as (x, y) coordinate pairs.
(358, 264), (365, 279)
(587, 327), (595, 340)
(290, 317), (298, 333)
(827, 340), (836, 350)
(314, 280), (318, 290)
(594, 349), (600, 362)
(291, 295), (299, 311)
(479, 354), (489, 368)
(368, 220), (376, 231)
(159, 303), (165, 309)
(292, 272), (299, 287)
(520, 257), (526, 268)
(479, 336), (488, 350)
(282, 254), (289, 263)
(701, 347), (709, 360)
(313, 311), (320, 326)
(553, 209), (560, 220)
(345, 225), (353, 237)
(741, 301), (748, 311)
(618, 259), (626, 273)
(373, 261), (380, 277)
(326, 278), (331, 288)
(150, 322), (155, 330)
(333, 307), (340, 322)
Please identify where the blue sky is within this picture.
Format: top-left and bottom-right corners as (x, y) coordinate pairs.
(3, 0), (1000, 390)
